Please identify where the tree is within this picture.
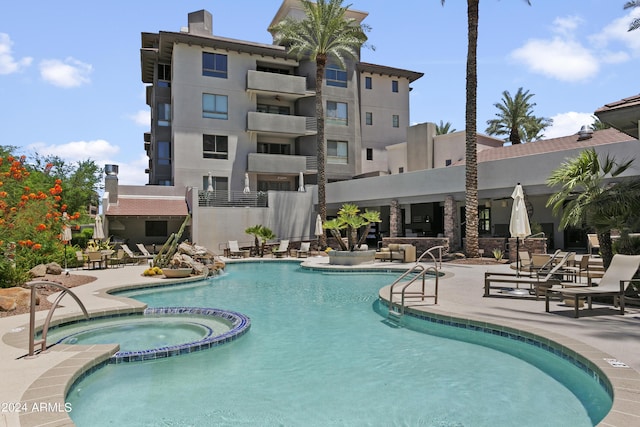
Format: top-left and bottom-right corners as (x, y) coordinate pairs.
(590, 116), (610, 131)
(441, 0), (530, 257)
(323, 203), (381, 251)
(485, 87), (552, 145)
(625, 1), (640, 31)
(546, 148), (636, 268)
(270, 0), (370, 249)
(435, 120), (457, 135)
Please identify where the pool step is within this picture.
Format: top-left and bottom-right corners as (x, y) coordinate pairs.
(386, 308), (403, 327)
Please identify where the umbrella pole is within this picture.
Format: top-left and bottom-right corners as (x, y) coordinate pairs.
(64, 241), (69, 275)
(516, 237), (520, 277)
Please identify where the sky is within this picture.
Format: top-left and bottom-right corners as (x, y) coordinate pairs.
(1, 1), (638, 185)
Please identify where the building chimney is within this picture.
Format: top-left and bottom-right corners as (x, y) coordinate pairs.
(188, 10), (213, 36)
(104, 164), (119, 205)
(577, 125), (593, 141)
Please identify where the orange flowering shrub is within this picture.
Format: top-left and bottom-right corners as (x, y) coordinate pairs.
(0, 155), (79, 285)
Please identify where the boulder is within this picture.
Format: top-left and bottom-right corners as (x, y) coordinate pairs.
(29, 264), (47, 278)
(46, 262), (63, 275)
(0, 287), (38, 312)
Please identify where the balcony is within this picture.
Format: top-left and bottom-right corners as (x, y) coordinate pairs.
(248, 153), (317, 174)
(247, 112), (316, 137)
(246, 70), (312, 99)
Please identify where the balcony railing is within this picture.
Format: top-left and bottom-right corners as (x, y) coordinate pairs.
(198, 190), (268, 208)
(247, 112), (317, 136)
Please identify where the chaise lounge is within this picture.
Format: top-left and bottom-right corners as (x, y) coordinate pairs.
(545, 254), (640, 318)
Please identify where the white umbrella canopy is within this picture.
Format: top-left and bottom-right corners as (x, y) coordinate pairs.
(93, 215), (105, 240)
(207, 172), (214, 192)
(314, 214), (323, 237)
(298, 171), (305, 192)
(510, 183), (531, 273)
(243, 172), (250, 194)
(61, 224), (72, 242)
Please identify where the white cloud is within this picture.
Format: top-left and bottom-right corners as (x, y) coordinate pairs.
(0, 33), (32, 75)
(545, 112), (595, 139)
(39, 57), (92, 88)
(112, 154), (149, 186)
(590, 9), (640, 54)
(129, 110), (150, 127)
(27, 139), (120, 162)
(511, 38), (599, 82)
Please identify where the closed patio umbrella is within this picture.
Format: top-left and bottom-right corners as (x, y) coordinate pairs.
(243, 172), (250, 194)
(61, 212), (73, 274)
(93, 215), (105, 240)
(207, 172), (214, 192)
(510, 183), (531, 276)
(314, 214), (323, 251)
(298, 171), (305, 192)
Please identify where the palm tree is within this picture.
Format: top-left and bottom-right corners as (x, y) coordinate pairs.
(485, 87), (552, 145)
(590, 116), (610, 131)
(270, 0), (369, 249)
(546, 148), (635, 268)
(440, 0), (530, 257)
(625, 1), (640, 31)
(435, 120), (457, 135)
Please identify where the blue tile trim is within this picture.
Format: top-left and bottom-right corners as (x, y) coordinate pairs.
(48, 307), (250, 364)
(379, 300), (613, 400)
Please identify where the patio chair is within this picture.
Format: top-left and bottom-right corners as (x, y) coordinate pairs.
(108, 249), (126, 268)
(273, 240), (290, 258)
(75, 251), (88, 270)
(545, 254), (640, 318)
(227, 241), (244, 258)
(587, 234), (600, 256)
(120, 244), (148, 264)
(136, 243), (154, 258)
(87, 251), (106, 270)
(297, 242), (311, 258)
(484, 251), (579, 298)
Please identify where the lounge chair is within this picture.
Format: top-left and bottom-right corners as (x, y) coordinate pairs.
(273, 240), (290, 258)
(136, 243), (154, 258)
(484, 251), (578, 298)
(297, 242), (311, 258)
(227, 241), (244, 258)
(545, 254), (640, 318)
(120, 244), (150, 264)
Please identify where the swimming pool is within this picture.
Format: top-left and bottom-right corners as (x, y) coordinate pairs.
(66, 262), (610, 426)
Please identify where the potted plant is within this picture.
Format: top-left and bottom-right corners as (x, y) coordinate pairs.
(323, 203), (381, 265)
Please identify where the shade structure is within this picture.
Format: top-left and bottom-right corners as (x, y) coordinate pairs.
(93, 215), (105, 240)
(298, 171), (305, 192)
(207, 172), (214, 192)
(510, 183), (531, 274)
(243, 172), (250, 194)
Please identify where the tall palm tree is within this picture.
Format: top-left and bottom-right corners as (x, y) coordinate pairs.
(625, 1), (640, 31)
(441, 0), (530, 257)
(546, 148), (635, 268)
(435, 120), (457, 135)
(485, 87), (552, 145)
(270, 0), (369, 249)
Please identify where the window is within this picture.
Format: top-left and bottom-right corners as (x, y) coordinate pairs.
(399, 167), (404, 173)
(202, 175), (228, 191)
(366, 148), (373, 161)
(203, 94), (228, 119)
(257, 142), (291, 155)
(325, 64), (347, 87)
(327, 101), (347, 125)
(392, 80), (399, 92)
(392, 115), (399, 128)
(203, 134), (228, 159)
(157, 141), (170, 166)
(158, 103), (171, 126)
(202, 52), (227, 78)
(365, 112), (373, 125)
(157, 64), (171, 87)
(479, 206), (491, 235)
(145, 221), (167, 237)
(445, 159), (452, 166)
(365, 76), (372, 89)
(257, 104), (290, 115)
(327, 140), (348, 164)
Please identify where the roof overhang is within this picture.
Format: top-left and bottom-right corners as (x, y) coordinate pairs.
(595, 95), (640, 139)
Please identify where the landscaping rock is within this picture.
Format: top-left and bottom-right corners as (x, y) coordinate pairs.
(28, 264), (47, 278)
(0, 287), (38, 312)
(46, 262), (63, 275)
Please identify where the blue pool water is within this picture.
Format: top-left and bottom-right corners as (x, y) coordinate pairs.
(66, 262), (611, 426)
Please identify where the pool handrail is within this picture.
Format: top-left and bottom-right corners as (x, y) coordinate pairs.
(416, 245), (445, 269)
(26, 280), (90, 358)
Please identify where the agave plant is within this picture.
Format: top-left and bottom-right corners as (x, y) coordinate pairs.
(323, 203), (381, 251)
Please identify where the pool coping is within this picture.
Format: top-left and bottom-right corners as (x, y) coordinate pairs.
(3, 260), (639, 426)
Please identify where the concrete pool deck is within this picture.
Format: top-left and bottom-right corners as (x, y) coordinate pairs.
(1, 258), (639, 426)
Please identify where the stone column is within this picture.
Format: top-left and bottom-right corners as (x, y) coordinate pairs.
(444, 195), (459, 251)
(389, 199), (400, 238)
